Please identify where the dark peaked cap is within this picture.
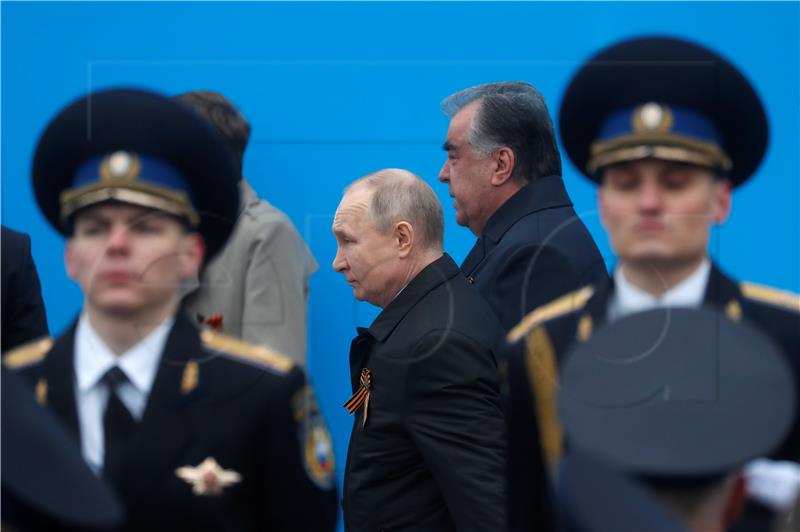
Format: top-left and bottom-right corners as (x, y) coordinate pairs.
(32, 88), (240, 261)
(1, 369), (123, 529)
(558, 308), (796, 480)
(559, 36), (768, 187)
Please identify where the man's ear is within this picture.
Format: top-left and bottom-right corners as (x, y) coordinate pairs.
(597, 187), (610, 229)
(722, 475), (747, 529)
(490, 147), (515, 186)
(180, 233), (205, 278)
(64, 241), (78, 281)
(395, 221), (414, 258)
(712, 179), (732, 224)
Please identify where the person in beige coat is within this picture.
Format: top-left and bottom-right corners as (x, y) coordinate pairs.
(177, 91), (317, 365)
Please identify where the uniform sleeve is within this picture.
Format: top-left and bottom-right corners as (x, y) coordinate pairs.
(260, 367), (338, 531)
(404, 330), (507, 532)
(489, 244), (588, 332)
(241, 218), (316, 365)
(500, 340), (555, 532)
(2, 232), (49, 353)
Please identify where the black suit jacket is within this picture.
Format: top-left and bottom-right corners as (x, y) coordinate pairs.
(504, 264), (800, 531)
(5, 313), (338, 532)
(1, 226), (49, 352)
(343, 254), (506, 532)
(460, 176), (607, 333)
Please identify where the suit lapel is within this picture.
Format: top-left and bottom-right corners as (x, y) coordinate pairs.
(349, 328), (373, 392)
(108, 314), (201, 505)
(44, 323), (81, 444)
(585, 277), (613, 324)
(461, 238), (486, 276)
(703, 263), (741, 308)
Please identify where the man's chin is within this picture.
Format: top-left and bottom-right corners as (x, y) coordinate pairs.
(620, 249), (698, 268)
(352, 290), (368, 303)
(89, 297), (143, 318)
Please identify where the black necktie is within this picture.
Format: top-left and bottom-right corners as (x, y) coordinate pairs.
(102, 366), (136, 472)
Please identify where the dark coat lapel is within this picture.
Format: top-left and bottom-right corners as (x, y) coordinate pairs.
(43, 321), (81, 443)
(462, 175), (572, 276)
(703, 263), (741, 308)
(108, 314), (202, 505)
(349, 327), (373, 392)
(461, 238), (486, 275)
(581, 276), (614, 326)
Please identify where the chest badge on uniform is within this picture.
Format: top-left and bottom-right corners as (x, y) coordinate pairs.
(175, 457), (241, 496)
(343, 368), (372, 429)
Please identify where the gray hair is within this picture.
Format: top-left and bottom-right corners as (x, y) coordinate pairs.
(440, 81), (562, 183)
(346, 169), (444, 251)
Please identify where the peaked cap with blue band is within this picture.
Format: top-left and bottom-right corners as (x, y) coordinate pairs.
(558, 36), (768, 187)
(32, 88), (240, 260)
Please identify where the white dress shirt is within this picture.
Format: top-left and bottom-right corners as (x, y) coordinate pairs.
(73, 314), (172, 473)
(607, 260), (711, 322)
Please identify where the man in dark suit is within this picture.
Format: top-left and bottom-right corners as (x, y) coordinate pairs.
(438, 82), (607, 332)
(2, 225), (49, 352)
(506, 37), (800, 532)
(333, 169), (506, 531)
(3, 88), (338, 531)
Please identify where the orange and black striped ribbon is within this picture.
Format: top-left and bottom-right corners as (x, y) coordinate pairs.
(343, 368), (372, 429)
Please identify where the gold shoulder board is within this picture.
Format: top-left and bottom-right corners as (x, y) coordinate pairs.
(740, 282), (800, 313)
(201, 330), (294, 374)
(507, 286), (594, 344)
(3, 337), (53, 369)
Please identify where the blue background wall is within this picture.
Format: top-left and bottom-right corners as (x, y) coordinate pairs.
(3, 1), (798, 524)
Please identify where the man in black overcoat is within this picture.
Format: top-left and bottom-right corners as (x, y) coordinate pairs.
(333, 169), (506, 531)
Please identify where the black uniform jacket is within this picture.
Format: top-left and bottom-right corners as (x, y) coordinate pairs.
(460, 175), (608, 333)
(4, 313), (338, 532)
(1, 226), (49, 352)
(503, 264), (800, 531)
(343, 254), (506, 532)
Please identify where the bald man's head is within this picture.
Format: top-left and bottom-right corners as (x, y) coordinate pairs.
(346, 168), (444, 252)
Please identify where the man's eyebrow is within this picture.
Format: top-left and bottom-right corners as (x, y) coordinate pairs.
(76, 212), (108, 224)
(442, 141), (456, 152)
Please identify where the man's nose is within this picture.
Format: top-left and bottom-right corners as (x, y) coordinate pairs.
(638, 180), (664, 213)
(332, 248), (346, 272)
(438, 161), (450, 183)
(106, 225), (132, 253)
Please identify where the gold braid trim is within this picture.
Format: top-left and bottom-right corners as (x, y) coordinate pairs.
(201, 331), (294, 374)
(3, 337), (53, 369)
(740, 282), (799, 312)
(525, 327), (563, 468)
(507, 286), (594, 344)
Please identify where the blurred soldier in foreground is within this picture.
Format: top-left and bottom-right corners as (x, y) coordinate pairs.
(176, 91), (317, 365)
(3, 88), (337, 531)
(2, 368), (123, 531)
(333, 169), (506, 531)
(505, 36), (800, 531)
(555, 309), (796, 532)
